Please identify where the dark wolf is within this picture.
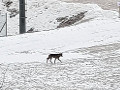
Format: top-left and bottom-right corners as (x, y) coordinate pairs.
(46, 53), (63, 63)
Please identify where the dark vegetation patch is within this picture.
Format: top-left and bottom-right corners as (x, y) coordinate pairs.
(3, 1), (19, 18)
(56, 11), (87, 28)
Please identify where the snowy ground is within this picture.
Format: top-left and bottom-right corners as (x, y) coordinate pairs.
(1, 43), (120, 90)
(0, 17), (120, 89)
(0, 0), (120, 90)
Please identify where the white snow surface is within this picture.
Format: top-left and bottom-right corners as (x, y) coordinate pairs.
(0, 0), (120, 90)
(0, 0), (119, 63)
(0, 17), (120, 63)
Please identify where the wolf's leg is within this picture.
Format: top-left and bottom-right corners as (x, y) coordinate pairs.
(58, 58), (62, 63)
(50, 58), (53, 64)
(54, 58), (56, 64)
(46, 58), (49, 63)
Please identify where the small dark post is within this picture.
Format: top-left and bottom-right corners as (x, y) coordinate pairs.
(6, 13), (7, 36)
(19, 0), (26, 34)
(117, 1), (120, 18)
(119, 6), (120, 18)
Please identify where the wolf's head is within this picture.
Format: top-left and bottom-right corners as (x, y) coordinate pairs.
(60, 53), (63, 57)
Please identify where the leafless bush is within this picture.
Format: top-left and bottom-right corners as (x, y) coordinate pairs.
(3, 1), (13, 8)
(7, 8), (19, 18)
(27, 28), (34, 33)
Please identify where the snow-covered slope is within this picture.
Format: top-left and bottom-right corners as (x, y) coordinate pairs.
(0, 14), (120, 90)
(1, 0), (120, 90)
(0, 16), (120, 63)
(0, 0), (119, 35)
(0, 0), (120, 63)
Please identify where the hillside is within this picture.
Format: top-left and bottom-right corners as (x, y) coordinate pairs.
(0, 0), (118, 35)
(0, 0), (120, 90)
